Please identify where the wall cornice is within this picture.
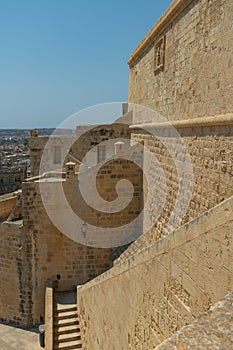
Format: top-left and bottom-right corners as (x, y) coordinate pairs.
(128, 0), (194, 68)
(130, 114), (233, 130)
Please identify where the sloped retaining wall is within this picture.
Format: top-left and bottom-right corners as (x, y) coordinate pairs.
(77, 196), (233, 349)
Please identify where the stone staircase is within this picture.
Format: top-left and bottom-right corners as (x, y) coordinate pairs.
(53, 291), (82, 350)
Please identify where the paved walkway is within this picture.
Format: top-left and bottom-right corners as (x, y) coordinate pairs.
(0, 322), (41, 350)
(0, 293), (77, 350)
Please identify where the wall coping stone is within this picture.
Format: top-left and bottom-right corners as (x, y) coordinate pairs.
(0, 191), (19, 202)
(128, 0), (193, 67)
(26, 171), (66, 183)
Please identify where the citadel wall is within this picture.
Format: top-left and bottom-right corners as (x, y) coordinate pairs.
(77, 195), (233, 349)
(128, 0), (233, 121)
(0, 153), (142, 326)
(116, 122), (233, 262)
(76, 0), (233, 348)
(21, 179), (113, 325)
(116, 0), (233, 262)
(1, 1), (232, 343)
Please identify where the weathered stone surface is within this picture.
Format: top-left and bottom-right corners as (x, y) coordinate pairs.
(77, 196), (233, 350)
(0, 322), (40, 350)
(129, 0), (233, 122)
(155, 291), (233, 350)
(0, 221), (24, 325)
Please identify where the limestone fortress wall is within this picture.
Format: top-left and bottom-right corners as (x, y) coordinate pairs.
(128, 0), (233, 121)
(76, 0), (233, 348)
(114, 0), (233, 262)
(0, 124), (142, 326)
(0, 0), (232, 348)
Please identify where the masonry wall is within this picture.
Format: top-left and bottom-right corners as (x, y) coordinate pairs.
(20, 155), (142, 326)
(21, 181), (112, 326)
(0, 222), (25, 325)
(128, 0), (233, 121)
(29, 135), (49, 177)
(73, 123), (130, 166)
(77, 195), (233, 350)
(29, 124), (130, 176)
(64, 158), (143, 237)
(116, 123), (233, 262)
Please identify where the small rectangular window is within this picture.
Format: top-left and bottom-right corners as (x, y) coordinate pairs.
(154, 35), (166, 74)
(97, 145), (106, 163)
(53, 146), (62, 165)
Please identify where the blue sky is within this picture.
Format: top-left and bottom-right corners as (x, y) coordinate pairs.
(0, 0), (172, 129)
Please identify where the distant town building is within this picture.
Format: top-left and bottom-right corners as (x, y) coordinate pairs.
(0, 129), (30, 194)
(0, 167), (27, 195)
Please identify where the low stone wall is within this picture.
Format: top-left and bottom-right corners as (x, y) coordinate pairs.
(77, 195), (233, 349)
(0, 221), (24, 324)
(0, 194), (18, 221)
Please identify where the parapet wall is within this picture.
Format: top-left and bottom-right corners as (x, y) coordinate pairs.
(0, 193), (18, 221)
(77, 195), (233, 349)
(128, 0), (233, 121)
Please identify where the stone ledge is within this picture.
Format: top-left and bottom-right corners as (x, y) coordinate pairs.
(130, 113), (233, 130)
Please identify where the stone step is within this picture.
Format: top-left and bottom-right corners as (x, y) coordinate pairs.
(54, 311), (78, 321)
(56, 324), (81, 335)
(54, 334), (81, 344)
(55, 306), (77, 314)
(53, 339), (82, 349)
(54, 318), (79, 327)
